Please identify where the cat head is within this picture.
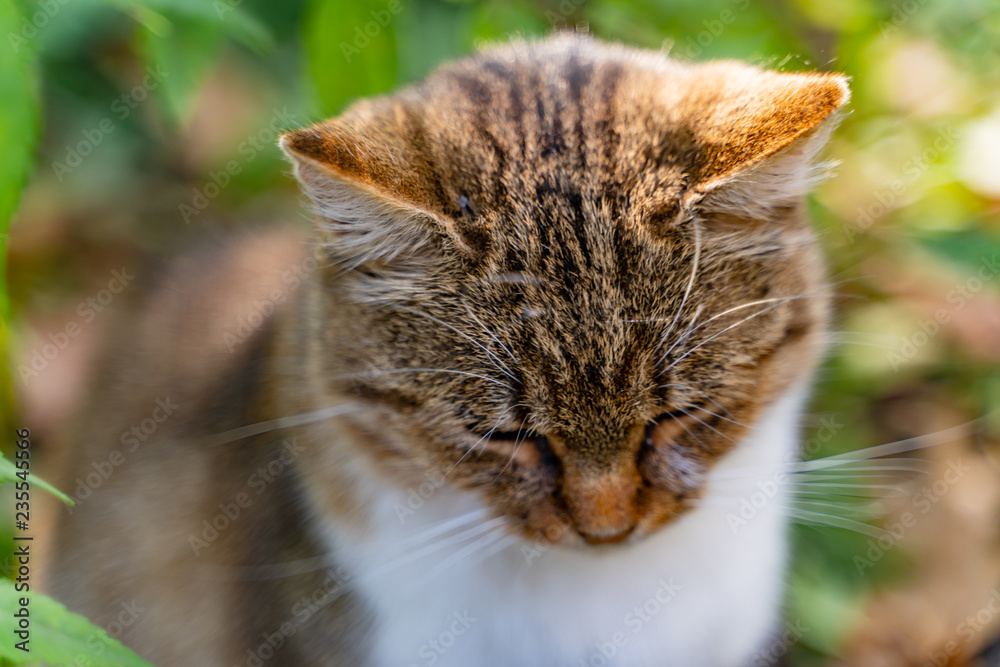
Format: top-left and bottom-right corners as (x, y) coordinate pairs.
(281, 34), (848, 546)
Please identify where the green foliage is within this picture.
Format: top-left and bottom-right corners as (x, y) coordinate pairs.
(0, 0), (40, 438)
(3, 0), (999, 664)
(305, 0), (401, 115)
(0, 456), (149, 666)
(0, 580), (152, 667)
(0, 0), (39, 240)
(0, 451), (73, 505)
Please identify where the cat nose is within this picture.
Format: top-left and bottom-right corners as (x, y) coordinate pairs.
(560, 466), (640, 544)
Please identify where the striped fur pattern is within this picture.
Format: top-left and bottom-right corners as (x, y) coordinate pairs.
(281, 34), (847, 546)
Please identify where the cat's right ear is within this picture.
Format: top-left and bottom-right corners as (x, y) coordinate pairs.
(280, 102), (471, 270)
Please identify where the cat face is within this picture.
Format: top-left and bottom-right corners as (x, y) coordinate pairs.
(282, 35), (847, 547)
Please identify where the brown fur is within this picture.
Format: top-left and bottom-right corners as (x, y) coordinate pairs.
(51, 34), (847, 664)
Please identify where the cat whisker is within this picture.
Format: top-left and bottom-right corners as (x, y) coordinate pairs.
(825, 331), (901, 350)
(495, 419), (531, 479)
(711, 465), (923, 487)
(674, 407), (733, 443)
(785, 497), (887, 518)
(445, 405), (522, 477)
(486, 272), (546, 286)
(804, 461), (930, 474)
(661, 283), (839, 374)
(665, 303), (794, 372)
(656, 219), (702, 358)
(708, 493), (888, 519)
(203, 557), (335, 581)
(234, 517), (512, 613)
(657, 383), (747, 428)
(783, 480), (909, 495)
(780, 458), (930, 478)
(205, 403), (358, 446)
(391, 507), (494, 552)
(468, 532), (523, 567)
(690, 406), (744, 429)
(785, 486), (890, 500)
(791, 464), (928, 478)
(787, 474), (919, 489)
(712, 414), (989, 481)
(419, 521), (514, 583)
(328, 368), (515, 391)
(373, 300), (520, 384)
(784, 507), (890, 538)
(491, 306), (550, 351)
(717, 459), (928, 481)
(819, 415), (990, 462)
(378, 516), (510, 575)
(657, 304), (705, 369)
(213, 508), (496, 582)
(696, 497), (890, 538)
(707, 475), (909, 498)
(461, 287), (520, 366)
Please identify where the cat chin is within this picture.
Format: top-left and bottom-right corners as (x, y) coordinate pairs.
(503, 502), (695, 549)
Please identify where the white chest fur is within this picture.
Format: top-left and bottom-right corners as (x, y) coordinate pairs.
(323, 387), (806, 667)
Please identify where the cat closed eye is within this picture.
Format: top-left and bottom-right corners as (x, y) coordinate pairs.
(645, 407), (703, 448)
(654, 409), (691, 422)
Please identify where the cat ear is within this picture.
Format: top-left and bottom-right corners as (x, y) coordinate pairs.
(280, 100), (469, 269)
(679, 65), (850, 219)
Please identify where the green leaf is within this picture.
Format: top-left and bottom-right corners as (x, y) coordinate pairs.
(102, 0), (273, 54)
(0, 580), (152, 666)
(0, 452), (74, 505)
(123, 0), (276, 125)
(0, 0), (41, 303)
(137, 15), (227, 125)
(0, 0), (40, 441)
(304, 0), (400, 116)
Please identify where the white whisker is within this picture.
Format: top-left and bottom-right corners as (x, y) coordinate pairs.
(446, 405), (521, 477)
(375, 300), (520, 383)
(785, 508), (889, 539)
(329, 368), (515, 391)
(420, 523), (513, 582)
(657, 218), (702, 358)
(378, 516), (509, 576)
(675, 407), (733, 442)
(496, 419), (531, 479)
(712, 415), (989, 481)
(661, 283), (837, 374)
(391, 508), (493, 552)
(461, 288), (519, 366)
(658, 304), (705, 369)
(205, 403), (358, 446)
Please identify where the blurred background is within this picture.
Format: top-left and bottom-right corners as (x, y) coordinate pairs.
(2, 0), (1000, 664)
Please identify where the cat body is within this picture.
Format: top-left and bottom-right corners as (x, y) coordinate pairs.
(51, 35), (848, 666)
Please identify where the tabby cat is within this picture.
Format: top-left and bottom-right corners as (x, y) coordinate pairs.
(51, 34), (849, 666)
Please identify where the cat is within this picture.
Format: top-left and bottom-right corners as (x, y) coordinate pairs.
(50, 33), (849, 666)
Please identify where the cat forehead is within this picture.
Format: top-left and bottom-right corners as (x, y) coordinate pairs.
(283, 34), (846, 221)
(408, 41), (705, 186)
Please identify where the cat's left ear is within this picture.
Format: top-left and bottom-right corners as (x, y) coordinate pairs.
(280, 99), (471, 269)
(681, 65), (850, 219)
